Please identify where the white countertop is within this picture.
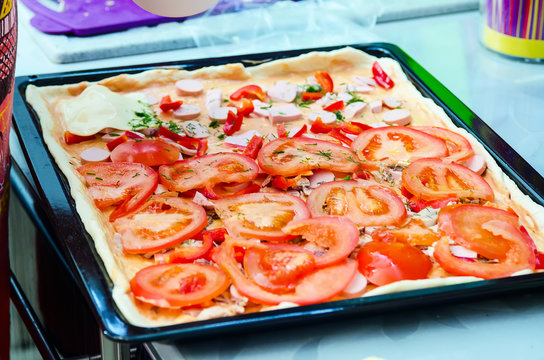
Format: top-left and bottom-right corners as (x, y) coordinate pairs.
(14, 7), (544, 360)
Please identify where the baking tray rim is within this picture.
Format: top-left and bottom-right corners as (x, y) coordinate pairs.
(11, 42), (544, 343)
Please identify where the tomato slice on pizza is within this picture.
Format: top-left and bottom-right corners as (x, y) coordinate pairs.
(158, 153), (259, 193)
(402, 158), (494, 201)
(130, 263), (230, 308)
(110, 139), (180, 167)
(351, 126), (448, 166)
(306, 180), (407, 227)
(257, 137), (360, 177)
(78, 162), (158, 221)
(213, 192), (310, 241)
(412, 126), (474, 163)
(114, 195), (207, 254)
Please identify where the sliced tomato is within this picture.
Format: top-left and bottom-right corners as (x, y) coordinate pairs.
(230, 84), (265, 101)
(357, 241), (431, 286)
(213, 237), (357, 305)
(165, 233), (213, 263)
(413, 126), (474, 163)
(270, 175), (298, 190)
(402, 158), (494, 201)
(204, 182), (260, 199)
(257, 137), (360, 177)
(114, 195), (207, 254)
(244, 243), (316, 292)
(371, 219), (439, 246)
(110, 139), (180, 167)
(302, 92), (324, 101)
(314, 71), (333, 93)
(372, 61), (395, 89)
(194, 228), (228, 243)
(77, 162), (158, 220)
(130, 263), (230, 308)
(323, 100), (344, 112)
(64, 131), (95, 145)
(327, 128), (352, 146)
(282, 217), (359, 267)
(159, 95), (182, 112)
(310, 118), (337, 134)
(242, 135), (263, 159)
(407, 196), (459, 213)
(435, 207), (536, 279)
(307, 180), (407, 227)
(351, 126), (448, 166)
(158, 126), (199, 149)
(159, 153), (259, 193)
(214, 192), (310, 241)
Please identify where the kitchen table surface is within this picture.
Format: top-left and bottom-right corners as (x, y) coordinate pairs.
(13, 8), (544, 360)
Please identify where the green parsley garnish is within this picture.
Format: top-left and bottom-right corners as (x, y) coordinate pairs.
(209, 120), (220, 129)
(272, 150), (285, 154)
(86, 172), (96, 175)
(316, 150), (332, 160)
(340, 175), (352, 180)
(168, 121), (183, 134)
(218, 134), (227, 140)
(95, 177), (103, 181)
(130, 102), (162, 129)
(132, 173), (140, 178)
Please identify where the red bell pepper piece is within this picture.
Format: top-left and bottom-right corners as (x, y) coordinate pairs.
(223, 110), (244, 136)
(314, 71), (334, 93)
(408, 196), (459, 213)
(323, 100), (344, 112)
(197, 139), (208, 157)
(290, 124), (307, 138)
(276, 123), (288, 138)
(340, 121), (371, 135)
(167, 233), (213, 263)
(158, 126), (200, 149)
(327, 128), (352, 146)
(242, 135), (263, 159)
(159, 95), (183, 112)
(355, 170), (372, 180)
(106, 133), (129, 151)
(301, 92), (324, 101)
(194, 228), (228, 243)
(310, 118), (337, 134)
(64, 131), (95, 145)
(271, 176), (299, 190)
(372, 61), (395, 90)
(230, 84), (266, 101)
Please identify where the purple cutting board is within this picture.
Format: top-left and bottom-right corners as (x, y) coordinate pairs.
(21, 0), (272, 36)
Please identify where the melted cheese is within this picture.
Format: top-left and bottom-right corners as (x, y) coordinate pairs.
(60, 85), (147, 136)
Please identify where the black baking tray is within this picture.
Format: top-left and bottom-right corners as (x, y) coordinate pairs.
(12, 43), (544, 343)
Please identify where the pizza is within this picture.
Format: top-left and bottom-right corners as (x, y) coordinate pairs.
(25, 47), (544, 327)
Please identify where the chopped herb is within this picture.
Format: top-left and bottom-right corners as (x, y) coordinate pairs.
(223, 99), (229, 103)
(340, 175), (352, 180)
(334, 111), (344, 121)
(302, 84), (322, 93)
(86, 172), (96, 175)
(161, 174), (172, 181)
(132, 173), (140, 178)
(95, 177), (103, 180)
(294, 93), (312, 108)
(209, 120), (220, 129)
(130, 102), (162, 129)
(168, 121), (183, 134)
(272, 150), (285, 154)
(263, 164), (273, 167)
(347, 97), (365, 105)
(316, 150), (332, 160)
(109, 133), (120, 137)
(218, 134), (227, 140)
(134, 138), (143, 142)
(306, 143), (318, 146)
(345, 155), (358, 164)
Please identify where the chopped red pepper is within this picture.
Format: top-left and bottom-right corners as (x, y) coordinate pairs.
(223, 110), (244, 136)
(64, 131), (96, 145)
(159, 95), (183, 112)
(124, 131), (145, 139)
(314, 71), (334, 93)
(355, 170), (372, 180)
(242, 135), (263, 159)
(290, 124), (307, 138)
(310, 118), (337, 134)
(271, 175), (299, 190)
(372, 61), (395, 90)
(323, 100), (344, 112)
(301, 92), (324, 101)
(277, 123), (288, 138)
(230, 84), (266, 101)
(167, 233), (213, 263)
(106, 133), (129, 151)
(327, 128), (352, 146)
(340, 121), (371, 135)
(194, 228), (228, 243)
(158, 126), (200, 149)
(197, 139), (208, 157)
(408, 196), (459, 213)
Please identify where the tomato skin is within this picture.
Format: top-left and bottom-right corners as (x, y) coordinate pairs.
(291, 124), (307, 138)
(351, 126), (448, 166)
(276, 123), (287, 138)
(327, 128), (352, 146)
(159, 95), (182, 112)
(158, 126), (199, 149)
(159, 153), (259, 193)
(323, 100), (344, 112)
(194, 228), (228, 243)
(167, 233), (214, 263)
(408, 196), (459, 213)
(214, 192), (311, 241)
(357, 241), (432, 286)
(314, 71), (334, 93)
(302, 92), (324, 101)
(413, 126), (474, 163)
(402, 158), (494, 202)
(372, 61), (395, 89)
(242, 135), (263, 159)
(114, 195), (207, 254)
(223, 110), (244, 136)
(213, 237), (357, 305)
(340, 122), (371, 135)
(230, 84), (265, 101)
(310, 118), (337, 134)
(307, 180), (407, 227)
(257, 137), (360, 177)
(110, 139), (180, 167)
(78, 162), (158, 220)
(282, 217), (359, 268)
(130, 263), (230, 308)
(64, 131), (95, 144)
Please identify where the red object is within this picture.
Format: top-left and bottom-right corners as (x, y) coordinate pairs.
(242, 135), (263, 159)
(408, 196), (459, 213)
(327, 128), (352, 146)
(323, 100), (344, 112)
(159, 95), (183, 112)
(310, 118), (337, 134)
(106, 133), (129, 151)
(158, 126), (200, 150)
(314, 71), (334, 93)
(372, 61), (395, 89)
(413, 126), (474, 163)
(340, 121), (371, 135)
(271, 175), (298, 190)
(197, 139), (208, 157)
(236, 98), (255, 116)
(290, 125), (308, 138)
(195, 228), (228, 243)
(276, 123), (287, 138)
(230, 84), (266, 101)
(302, 92), (324, 101)
(223, 110), (244, 136)
(110, 139), (180, 166)
(167, 233), (214, 263)
(64, 131), (96, 145)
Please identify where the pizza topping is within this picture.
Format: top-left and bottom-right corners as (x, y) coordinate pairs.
(172, 104), (201, 120)
(369, 100), (383, 113)
(251, 100), (271, 117)
(413, 126), (474, 163)
(159, 153), (259, 193)
(462, 154), (487, 175)
(223, 110), (244, 135)
(372, 61), (395, 90)
(175, 79), (204, 96)
(258, 137), (360, 177)
(402, 158), (494, 202)
(307, 180), (407, 227)
(214, 192), (310, 241)
(382, 97), (403, 109)
(159, 95), (183, 112)
(230, 84), (266, 101)
(267, 81), (298, 103)
(269, 104), (302, 124)
(209, 107), (236, 123)
(182, 121), (210, 138)
(352, 75), (377, 87)
(342, 271), (368, 294)
(206, 89), (223, 112)
(110, 139), (180, 167)
(224, 130), (261, 148)
(130, 263), (230, 308)
(114, 195), (207, 254)
(314, 71), (334, 93)
(307, 110), (337, 124)
(308, 169), (336, 188)
(80, 147), (111, 163)
(65, 131), (96, 144)
(382, 109), (412, 126)
(344, 102), (367, 119)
